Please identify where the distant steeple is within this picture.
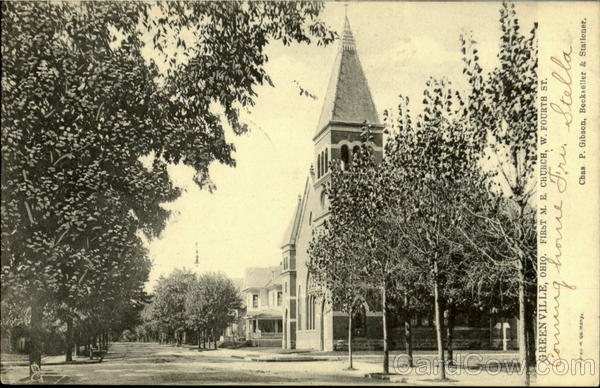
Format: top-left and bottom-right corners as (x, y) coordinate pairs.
(315, 15), (380, 136)
(194, 242), (199, 266)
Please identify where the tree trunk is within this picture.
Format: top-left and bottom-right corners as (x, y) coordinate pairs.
(75, 335), (80, 357)
(432, 258), (446, 380)
(29, 298), (43, 378)
(404, 292), (413, 368)
(65, 316), (73, 362)
(347, 310), (354, 370)
(212, 329), (217, 350)
(89, 337), (94, 360)
(518, 258), (530, 386)
(382, 286), (389, 374)
(446, 305), (455, 366)
(197, 329), (201, 350)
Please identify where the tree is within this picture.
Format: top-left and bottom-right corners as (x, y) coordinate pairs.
(308, 223), (367, 371)
(339, 126), (406, 375)
(187, 272), (242, 350)
(1, 0), (334, 375)
(383, 77), (487, 380)
(460, 2), (538, 383)
(149, 269), (197, 346)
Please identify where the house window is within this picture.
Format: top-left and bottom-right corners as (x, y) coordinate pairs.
(284, 282), (287, 293)
(277, 292), (282, 306)
(252, 294), (259, 308)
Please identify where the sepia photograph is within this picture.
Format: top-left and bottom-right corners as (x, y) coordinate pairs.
(1, 0), (598, 386)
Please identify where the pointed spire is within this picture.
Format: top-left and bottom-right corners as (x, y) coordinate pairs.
(315, 14), (380, 136)
(194, 242), (199, 266)
(341, 16), (356, 52)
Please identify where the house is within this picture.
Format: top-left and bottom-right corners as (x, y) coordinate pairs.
(241, 266), (283, 347)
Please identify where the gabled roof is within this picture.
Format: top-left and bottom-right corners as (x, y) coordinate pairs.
(281, 188), (305, 248)
(242, 266), (281, 291)
(230, 277), (244, 291)
(316, 16), (380, 135)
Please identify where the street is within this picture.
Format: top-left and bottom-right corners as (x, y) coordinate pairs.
(1, 342), (528, 385)
(1, 342), (386, 385)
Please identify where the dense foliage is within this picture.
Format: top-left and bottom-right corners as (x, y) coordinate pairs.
(1, 0), (333, 373)
(135, 270), (241, 349)
(308, 2), (536, 381)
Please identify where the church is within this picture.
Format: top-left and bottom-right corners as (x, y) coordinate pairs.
(278, 16), (516, 352)
(279, 16), (385, 351)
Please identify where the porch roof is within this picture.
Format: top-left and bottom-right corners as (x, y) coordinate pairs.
(244, 310), (282, 320)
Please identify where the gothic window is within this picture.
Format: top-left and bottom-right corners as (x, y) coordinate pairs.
(352, 304), (367, 338)
(352, 145), (360, 162)
(306, 295), (312, 330)
(324, 148), (328, 173)
(297, 286), (302, 330)
(317, 154), (321, 178)
(312, 297), (316, 329)
(320, 152), (324, 177)
(320, 191), (326, 208)
(306, 274), (317, 330)
(341, 145), (349, 169)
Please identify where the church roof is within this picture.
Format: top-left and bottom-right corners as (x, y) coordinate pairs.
(281, 189), (305, 248)
(316, 16), (380, 135)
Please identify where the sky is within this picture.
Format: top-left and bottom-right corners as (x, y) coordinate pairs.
(144, 1), (538, 291)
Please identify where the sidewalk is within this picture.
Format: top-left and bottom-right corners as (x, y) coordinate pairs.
(218, 347), (344, 362)
(0, 353), (102, 384)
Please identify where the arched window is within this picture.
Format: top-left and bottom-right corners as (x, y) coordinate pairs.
(317, 154), (321, 178)
(324, 148), (328, 173)
(352, 303), (368, 338)
(352, 145), (360, 162)
(306, 274), (317, 330)
(306, 295), (315, 330)
(341, 145), (349, 170)
(297, 285), (302, 330)
(311, 296), (316, 329)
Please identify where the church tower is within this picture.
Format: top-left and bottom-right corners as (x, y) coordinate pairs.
(312, 16), (383, 220)
(280, 15), (382, 351)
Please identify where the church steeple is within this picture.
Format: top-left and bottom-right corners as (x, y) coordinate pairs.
(312, 14), (383, 183)
(315, 16), (380, 138)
